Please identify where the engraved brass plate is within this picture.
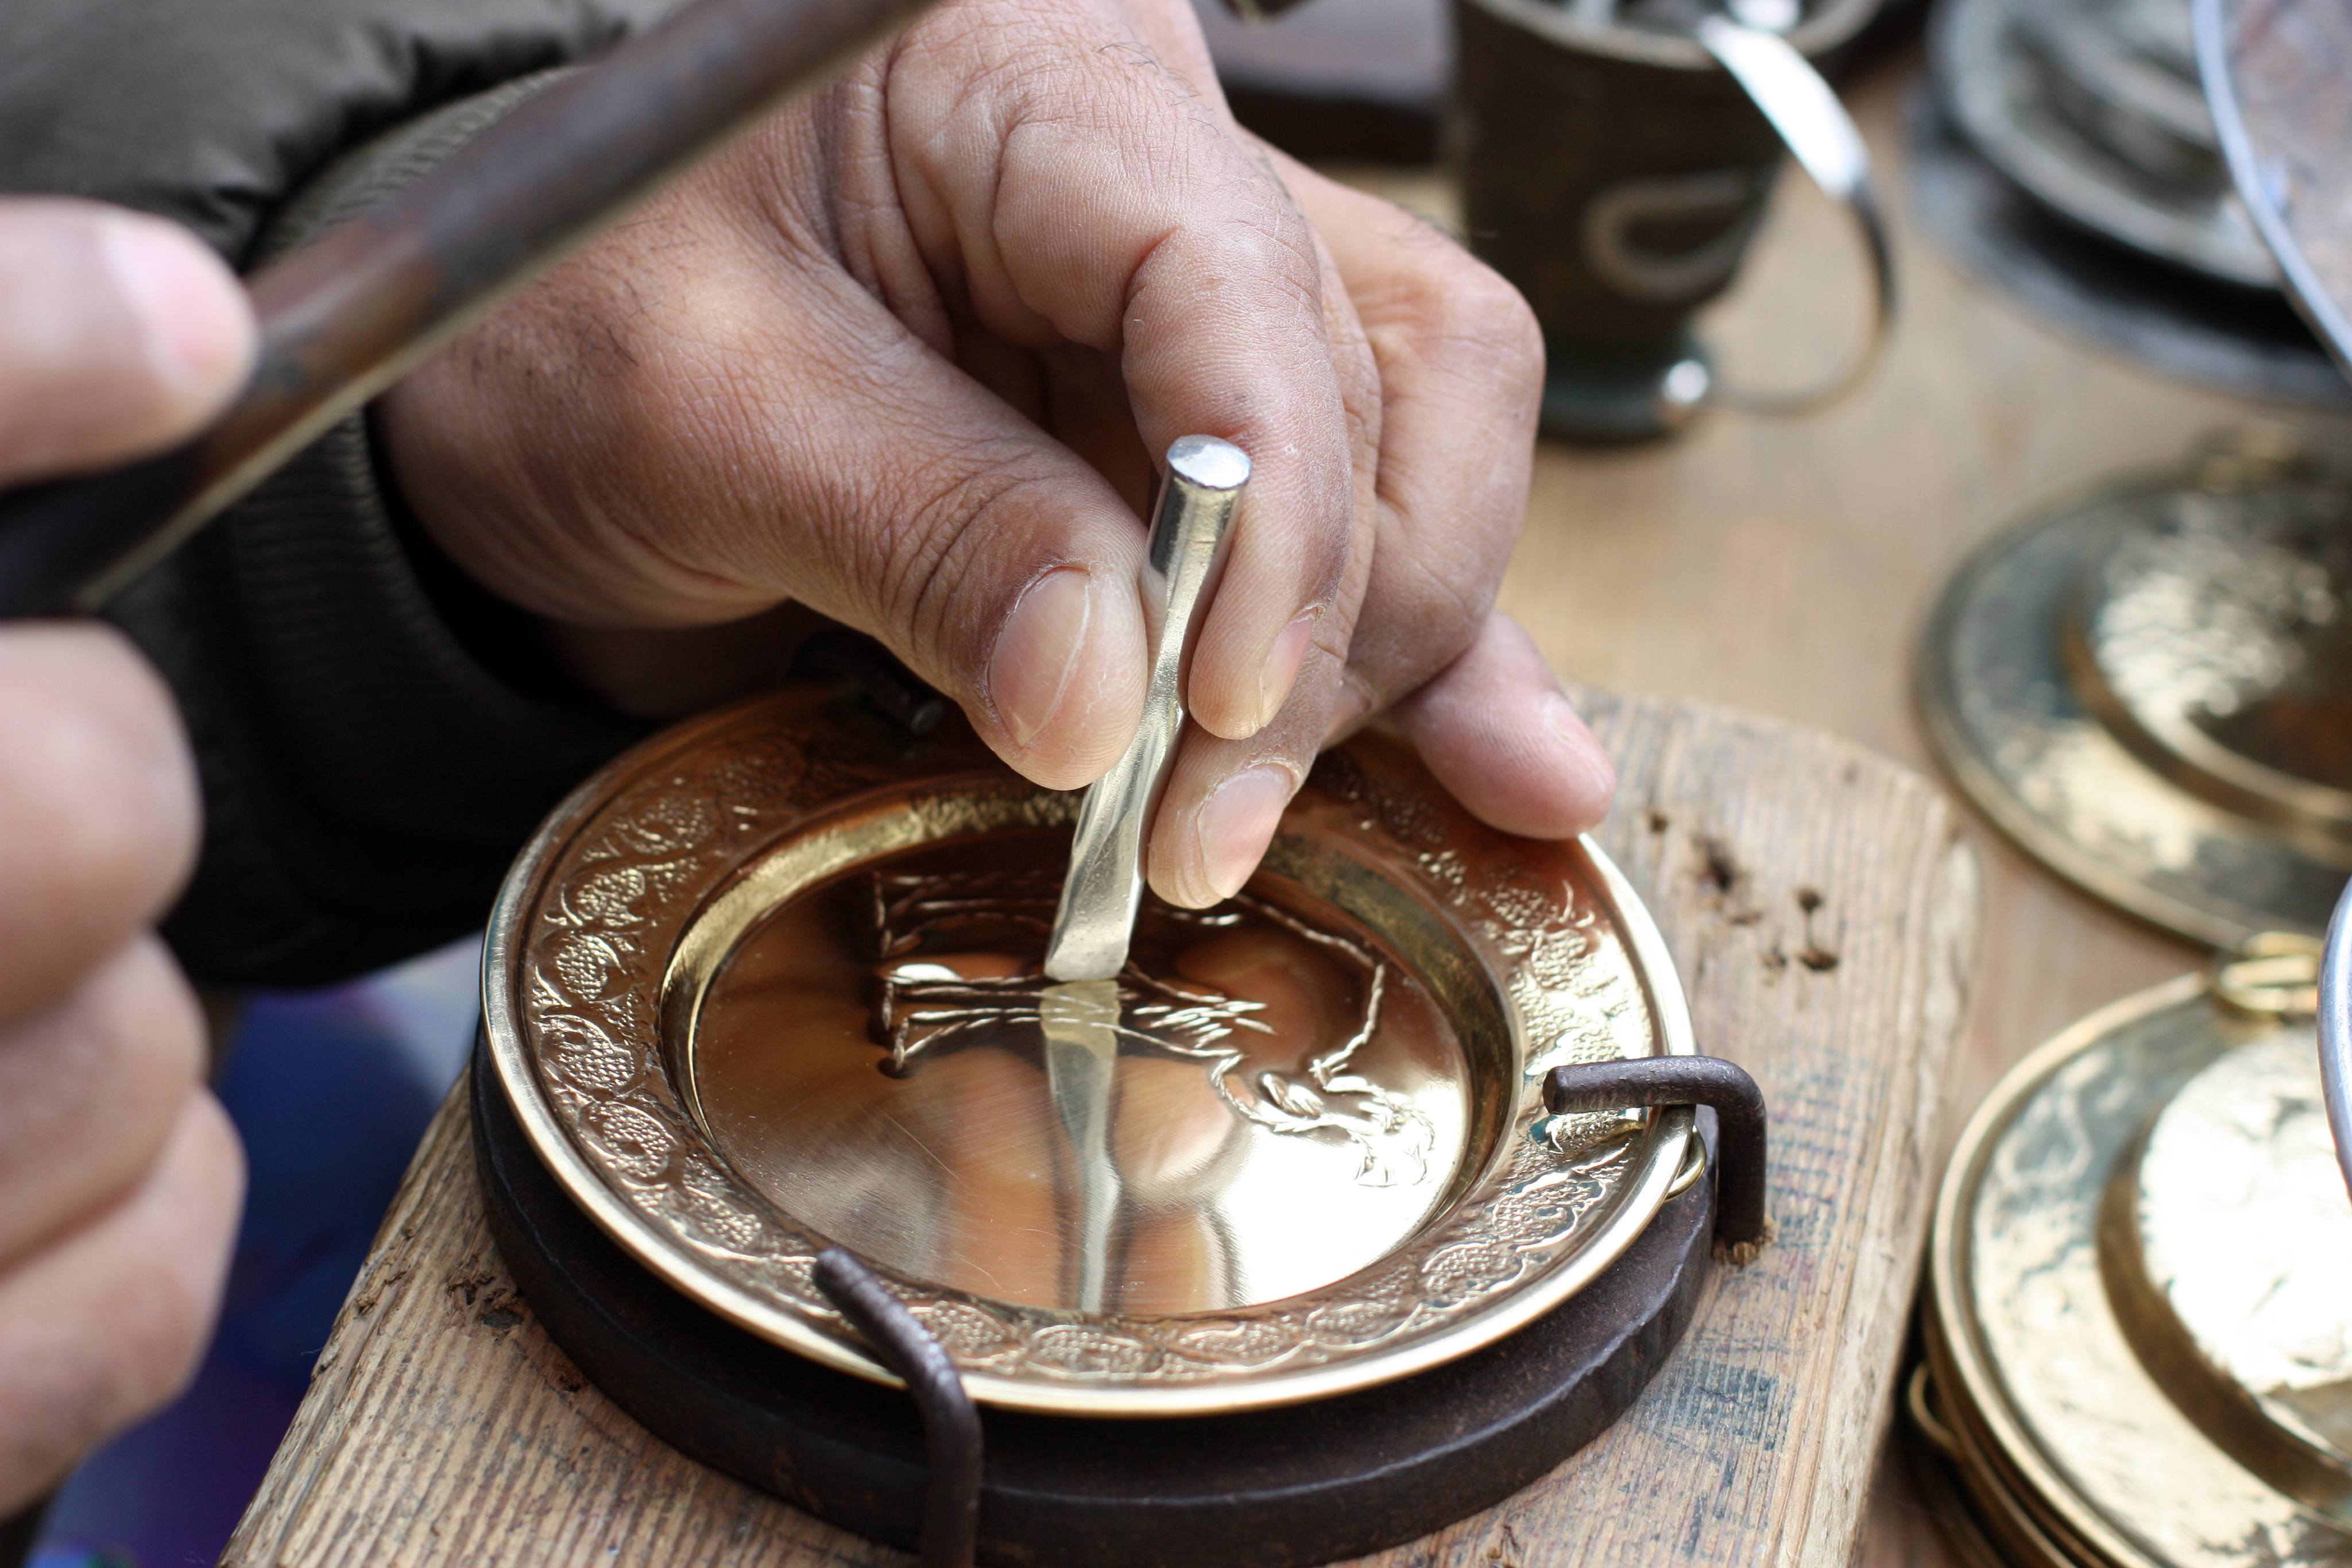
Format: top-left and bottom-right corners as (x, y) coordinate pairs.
(1915, 438), (2352, 948)
(483, 688), (1695, 1416)
(1926, 972), (2352, 1568)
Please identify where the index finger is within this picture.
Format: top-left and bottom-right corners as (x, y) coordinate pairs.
(883, 0), (1375, 744)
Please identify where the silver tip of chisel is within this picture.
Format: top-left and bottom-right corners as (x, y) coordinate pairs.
(1042, 436), (1250, 982)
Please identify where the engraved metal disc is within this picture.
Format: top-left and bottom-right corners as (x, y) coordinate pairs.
(2103, 1025), (2352, 1523)
(483, 688), (1695, 1416)
(1925, 971), (2352, 1568)
(1915, 437), (2352, 948)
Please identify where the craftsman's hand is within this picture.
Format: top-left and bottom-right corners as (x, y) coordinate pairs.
(0, 198), (250, 1512)
(378, 0), (1615, 908)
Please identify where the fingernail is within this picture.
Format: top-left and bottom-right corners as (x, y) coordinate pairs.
(1197, 765), (1294, 901)
(1256, 611), (1318, 731)
(1540, 693), (1587, 745)
(992, 567), (1094, 748)
(98, 215), (238, 394)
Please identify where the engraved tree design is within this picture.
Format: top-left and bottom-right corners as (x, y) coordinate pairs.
(866, 869), (1437, 1187)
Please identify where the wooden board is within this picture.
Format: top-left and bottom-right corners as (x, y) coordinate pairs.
(222, 686), (1978, 1568)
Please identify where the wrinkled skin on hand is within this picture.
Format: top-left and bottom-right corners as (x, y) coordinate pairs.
(0, 198), (252, 1512)
(380, 0), (1615, 909)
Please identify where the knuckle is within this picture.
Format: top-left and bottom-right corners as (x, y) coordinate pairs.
(0, 207), (156, 480)
(0, 629), (196, 889)
(873, 443), (1032, 616)
(0, 1099), (236, 1504)
(0, 629), (198, 1010)
(1349, 549), (1497, 703)
(0, 939), (206, 1253)
(102, 1105), (241, 1414)
(61, 1256), (208, 1439)
(1408, 251), (1544, 394)
(99, 1253), (220, 1421)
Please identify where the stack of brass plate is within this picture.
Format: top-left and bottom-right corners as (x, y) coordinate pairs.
(1910, 0), (2350, 406)
(1916, 431), (2352, 947)
(1934, 0), (2272, 287)
(1907, 942), (2352, 1567)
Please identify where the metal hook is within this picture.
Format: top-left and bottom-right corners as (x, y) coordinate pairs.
(1545, 1055), (1770, 1255)
(814, 1248), (982, 1568)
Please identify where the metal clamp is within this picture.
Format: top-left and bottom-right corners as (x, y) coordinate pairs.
(814, 1249), (982, 1568)
(1672, 14), (1897, 421)
(1545, 1055), (1770, 1255)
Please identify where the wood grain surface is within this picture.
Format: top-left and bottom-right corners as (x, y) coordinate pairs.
(222, 687), (1976, 1568)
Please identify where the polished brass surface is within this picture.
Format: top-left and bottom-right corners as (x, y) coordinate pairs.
(690, 834), (1472, 1317)
(484, 688), (1695, 1416)
(1904, 1357), (2088, 1568)
(1916, 436), (2352, 947)
(2063, 461), (2352, 846)
(2216, 933), (2327, 1019)
(2103, 1012), (2352, 1524)
(1927, 971), (2352, 1568)
(1905, 1405), (2069, 1568)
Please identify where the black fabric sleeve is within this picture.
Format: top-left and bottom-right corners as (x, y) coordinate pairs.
(1, 7), (679, 985)
(0, 0), (675, 264)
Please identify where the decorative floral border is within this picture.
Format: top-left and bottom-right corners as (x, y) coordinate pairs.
(490, 691), (1679, 1408)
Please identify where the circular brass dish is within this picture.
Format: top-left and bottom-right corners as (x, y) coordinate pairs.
(2103, 1018), (2352, 1523)
(1924, 968), (2352, 1568)
(1915, 435), (2352, 948)
(483, 688), (1695, 1417)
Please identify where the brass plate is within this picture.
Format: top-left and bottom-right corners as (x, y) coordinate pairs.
(684, 838), (1480, 1319)
(1902, 1359), (2087, 1568)
(483, 688), (1695, 1416)
(2105, 1024), (2352, 1523)
(1927, 973), (2352, 1568)
(1933, 0), (2276, 288)
(1915, 444), (2352, 948)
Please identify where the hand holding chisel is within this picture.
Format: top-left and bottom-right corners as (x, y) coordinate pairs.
(1045, 435), (1250, 982)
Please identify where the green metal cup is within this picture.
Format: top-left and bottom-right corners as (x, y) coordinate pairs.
(1453, 0), (1881, 440)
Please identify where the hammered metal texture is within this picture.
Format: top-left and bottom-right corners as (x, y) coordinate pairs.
(1929, 977), (2352, 1568)
(1916, 452), (2352, 947)
(2120, 1028), (2352, 1520)
(483, 689), (1693, 1416)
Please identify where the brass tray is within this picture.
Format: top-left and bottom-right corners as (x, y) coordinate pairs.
(1925, 971), (2352, 1568)
(483, 688), (1695, 1417)
(1914, 438), (2352, 948)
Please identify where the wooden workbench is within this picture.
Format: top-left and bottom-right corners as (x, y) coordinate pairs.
(222, 47), (2352, 1568)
